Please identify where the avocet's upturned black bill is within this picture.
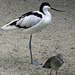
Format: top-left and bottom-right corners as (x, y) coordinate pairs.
(1, 2), (63, 66)
(51, 7), (64, 12)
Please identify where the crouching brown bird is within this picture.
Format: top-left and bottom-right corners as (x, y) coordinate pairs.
(42, 54), (64, 75)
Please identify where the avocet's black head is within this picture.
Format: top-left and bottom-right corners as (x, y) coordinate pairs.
(40, 2), (64, 13)
(40, 2), (51, 14)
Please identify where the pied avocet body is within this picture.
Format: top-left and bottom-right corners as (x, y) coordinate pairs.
(1, 2), (63, 66)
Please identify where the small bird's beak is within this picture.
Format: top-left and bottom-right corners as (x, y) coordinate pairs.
(51, 7), (64, 12)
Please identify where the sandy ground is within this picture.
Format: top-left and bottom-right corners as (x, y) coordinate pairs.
(0, 0), (75, 75)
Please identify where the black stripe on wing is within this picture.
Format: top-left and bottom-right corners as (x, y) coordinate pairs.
(10, 21), (17, 26)
(19, 11), (42, 19)
(16, 25), (31, 29)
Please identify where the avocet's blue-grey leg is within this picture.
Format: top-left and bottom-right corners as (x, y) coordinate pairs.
(29, 34), (33, 64)
(29, 34), (39, 66)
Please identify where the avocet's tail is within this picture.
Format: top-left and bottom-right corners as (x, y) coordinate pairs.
(1, 19), (19, 30)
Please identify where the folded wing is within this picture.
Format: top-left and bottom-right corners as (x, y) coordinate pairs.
(16, 11), (42, 28)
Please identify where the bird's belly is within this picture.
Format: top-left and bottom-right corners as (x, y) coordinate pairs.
(23, 17), (51, 34)
(52, 66), (59, 70)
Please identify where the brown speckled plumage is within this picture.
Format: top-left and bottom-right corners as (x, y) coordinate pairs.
(42, 54), (64, 75)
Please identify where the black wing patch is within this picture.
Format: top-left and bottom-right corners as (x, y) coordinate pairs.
(10, 21), (18, 26)
(16, 25), (30, 29)
(19, 11), (42, 19)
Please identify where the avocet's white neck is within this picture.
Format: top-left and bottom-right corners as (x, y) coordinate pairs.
(42, 7), (51, 17)
(43, 10), (51, 17)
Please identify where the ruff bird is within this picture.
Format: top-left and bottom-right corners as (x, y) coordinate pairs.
(42, 54), (64, 75)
